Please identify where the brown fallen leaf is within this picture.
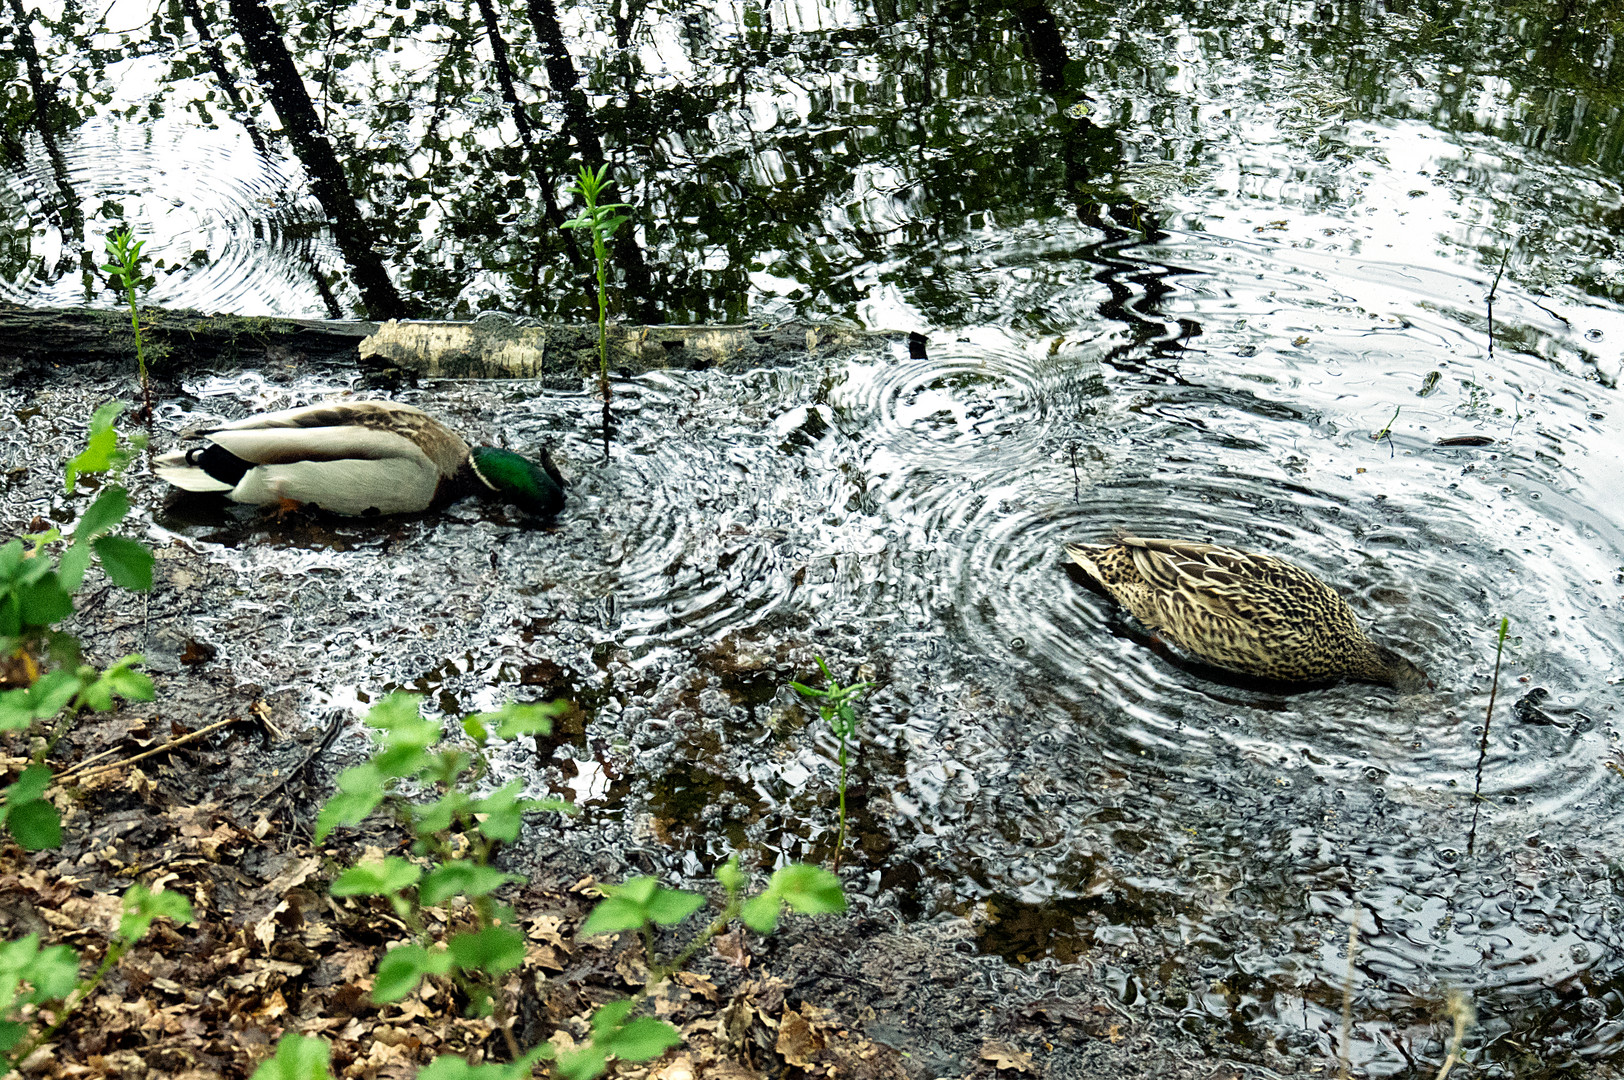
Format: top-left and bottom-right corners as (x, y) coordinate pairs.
(775, 1006), (824, 1068)
(712, 928), (750, 969)
(259, 855), (321, 898)
(650, 1054), (695, 1080)
(673, 971), (719, 1002)
(980, 1040), (1033, 1072)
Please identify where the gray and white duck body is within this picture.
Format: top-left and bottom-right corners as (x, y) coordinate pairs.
(154, 400), (566, 517)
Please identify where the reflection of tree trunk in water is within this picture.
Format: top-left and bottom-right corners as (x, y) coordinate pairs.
(525, 0), (653, 321)
(1004, 0), (1186, 371)
(470, 0), (571, 237)
(1004, 0), (1147, 229)
(5, 0), (85, 271)
(181, 0), (339, 318)
(227, 0), (411, 319)
(471, 0), (583, 281)
(180, 0), (268, 157)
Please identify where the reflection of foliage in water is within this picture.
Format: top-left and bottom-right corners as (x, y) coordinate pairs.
(2, 0), (1615, 321)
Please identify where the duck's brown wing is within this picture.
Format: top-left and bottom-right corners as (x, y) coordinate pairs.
(1118, 537), (1264, 616)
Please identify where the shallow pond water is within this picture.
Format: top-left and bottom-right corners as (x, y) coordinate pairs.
(6, 247), (1624, 1071)
(5, 0), (1624, 1073)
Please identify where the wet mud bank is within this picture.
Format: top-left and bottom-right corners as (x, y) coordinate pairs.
(3, 336), (1622, 1077)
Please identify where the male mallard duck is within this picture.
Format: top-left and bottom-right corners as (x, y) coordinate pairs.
(154, 400), (566, 517)
(1065, 536), (1428, 691)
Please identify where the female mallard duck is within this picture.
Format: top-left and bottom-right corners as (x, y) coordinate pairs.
(1065, 536), (1427, 692)
(154, 401), (566, 517)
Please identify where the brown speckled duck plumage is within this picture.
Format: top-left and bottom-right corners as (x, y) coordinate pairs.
(1065, 536), (1428, 692)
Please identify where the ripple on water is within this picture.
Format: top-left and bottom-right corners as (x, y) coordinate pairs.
(844, 248), (1624, 1066)
(0, 118), (340, 315)
(18, 286), (1620, 1071)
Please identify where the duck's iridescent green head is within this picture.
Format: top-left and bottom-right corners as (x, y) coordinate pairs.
(469, 446), (566, 516)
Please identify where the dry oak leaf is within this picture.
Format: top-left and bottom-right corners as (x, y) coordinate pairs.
(673, 971), (719, 1002)
(526, 913), (569, 946)
(716, 996), (756, 1050)
(615, 945), (651, 987)
(705, 1065), (764, 1080)
(775, 1006), (825, 1068)
(712, 929), (750, 969)
(259, 855), (322, 898)
(527, 942), (566, 971)
(651, 1055), (695, 1080)
(54, 892), (124, 935)
(980, 1041), (1033, 1073)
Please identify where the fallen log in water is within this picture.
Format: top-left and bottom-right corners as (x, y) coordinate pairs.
(0, 301), (888, 382)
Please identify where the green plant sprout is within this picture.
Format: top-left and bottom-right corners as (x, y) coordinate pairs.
(562, 164), (631, 460)
(792, 657), (875, 869)
(1467, 616), (1511, 855)
(316, 693), (573, 1055)
(102, 229), (153, 423)
(292, 691), (846, 1080)
(0, 883), (192, 1073)
(560, 857), (844, 1080)
(1, 402), (154, 850)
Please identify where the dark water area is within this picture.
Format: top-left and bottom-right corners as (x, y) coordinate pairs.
(5, 0), (1624, 1075)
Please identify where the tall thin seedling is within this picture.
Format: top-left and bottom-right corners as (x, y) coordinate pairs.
(1467, 616), (1509, 855)
(102, 229), (152, 425)
(791, 657), (874, 869)
(563, 165), (631, 459)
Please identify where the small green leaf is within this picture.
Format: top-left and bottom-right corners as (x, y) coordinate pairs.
(331, 857), (421, 898)
(412, 789), (470, 834)
(373, 944), (452, 1002)
(477, 699), (564, 740)
(6, 764), (53, 804)
(58, 541), (92, 591)
(370, 743), (432, 780)
(472, 780), (540, 842)
(22, 943), (80, 1002)
(419, 861), (516, 906)
(447, 926), (526, 974)
(589, 998), (636, 1034)
(741, 892), (781, 934)
(553, 1045), (609, 1080)
(6, 798), (62, 851)
(0, 689), (34, 731)
(364, 693), (439, 747)
(769, 864), (847, 915)
(18, 574), (73, 629)
(101, 656), (154, 701)
(580, 896), (647, 936)
(644, 887), (705, 926)
(30, 670), (84, 720)
(603, 1017), (682, 1061)
(416, 1056), (526, 1080)
(93, 536), (154, 592)
(76, 487), (130, 541)
(314, 787), (384, 843)
(65, 427), (117, 492)
(715, 854), (744, 894)
(249, 1033), (333, 1080)
(0, 1020), (30, 1054)
(118, 883), (193, 942)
